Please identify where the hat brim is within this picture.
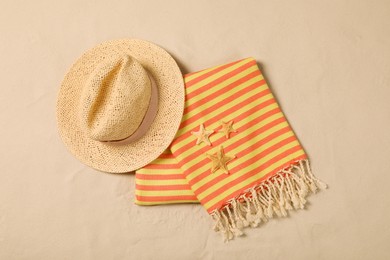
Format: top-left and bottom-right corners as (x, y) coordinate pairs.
(57, 39), (185, 173)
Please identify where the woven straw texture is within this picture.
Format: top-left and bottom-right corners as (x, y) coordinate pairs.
(80, 55), (152, 142)
(57, 39), (185, 173)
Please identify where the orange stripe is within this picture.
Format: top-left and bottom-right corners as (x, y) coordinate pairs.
(202, 144), (304, 208)
(181, 80), (267, 129)
(207, 152), (308, 212)
(136, 184), (192, 191)
(184, 70), (261, 115)
(158, 153), (175, 159)
(195, 135), (299, 201)
(136, 174), (184, 180)
(143, 163), (180, 170)
(176, 105), (281, 167)
(136, 59), (307, 209)
(192, 125), (293, 193)
(185, 58), (247, 86)
(185, 116), (286, 179)
(175, 96), (281, 154)
(188, 127), (295, 190)
(175, 81), (269, 144)
(135, 195), (198, 202)
(184, 60), (258, 101)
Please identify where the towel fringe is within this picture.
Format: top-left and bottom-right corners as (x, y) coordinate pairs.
(210, 159), (327, 242)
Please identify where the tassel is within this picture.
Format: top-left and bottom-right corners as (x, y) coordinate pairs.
(266, 203), (274, 218)
(209, 159), (326, 241)
(231, 199), (249, 228)
(279, 203), (288, 217)
(213, 223), (220, 232)
(273, 205), (282, 217)
(250, 190), (264, 226)
(246, 211), (257, 226)
(212, 212), (221, 232)
(315, 179), (328, 190)
(232, 227), (244, 237)
(276, 179), (288, 216)
(277, 176), (293, 211)
(226, 230), (234, 241)
(285, 200), (293, 210)
(222, 229), (234, 242)
(268, 181), (285, 218)
(226, 206), (243, 237)
(291, 167), (309, 198)
(262, 185), (274, 219)
(257, 193), (268, 222)
(220, 210), (233, 242)
(243, 195), (258, 227)
(305, 160), (328, 190)
(289, 172), (308, 207)
(237, 202), (250, 227)
(286, 174), (301, 209)
(308, 180), (318, 194)
(235, 218), (244, 230)
(256, 188), (269, 222)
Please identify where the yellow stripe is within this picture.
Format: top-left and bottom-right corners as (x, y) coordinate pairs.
(180, 111), (285, 178)
(183, 115), (286, 184)
(137, 168), (182, 175)
(135, 178), (189, 186)
(204, 149), (305, 209)
(135, 200), (199, 205)
(191, 132), (293, 190)
(148, 157), (178, 164)
(193, 129), (294, 190)
(176, 83), (272, 142)
(192, 132), (298, 192)
(174, 102), (280, 162)
(185, 65), (261, 108)
(196, 133), (297, 199)
(184, 58), (254, 93)
(135, 189), (195, 196)
(180, 74), (264, 135)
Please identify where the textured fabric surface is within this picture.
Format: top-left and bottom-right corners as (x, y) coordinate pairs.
(135, 149), (198, 205)
(136, 58), (307, 212)
(135, 58), (326, 241)
(171, 57), (308, 213)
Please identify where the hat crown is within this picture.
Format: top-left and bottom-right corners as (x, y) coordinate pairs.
(80, 54), (152, 142)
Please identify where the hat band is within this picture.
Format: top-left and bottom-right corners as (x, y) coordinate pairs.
(104, 73), (159, 145)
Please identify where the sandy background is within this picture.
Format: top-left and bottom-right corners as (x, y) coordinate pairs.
(1, 0), (390, 259)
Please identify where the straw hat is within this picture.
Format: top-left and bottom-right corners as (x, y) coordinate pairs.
(56, 39), (185, 173)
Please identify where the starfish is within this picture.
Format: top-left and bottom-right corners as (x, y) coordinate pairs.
(191, 123), (214, 146)
(219, 120), (237, 139)
(206, 146), (235, 174)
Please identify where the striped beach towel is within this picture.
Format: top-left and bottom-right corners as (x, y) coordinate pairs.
(135, 58), (326, 241)
(135, 148), (198, 205)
